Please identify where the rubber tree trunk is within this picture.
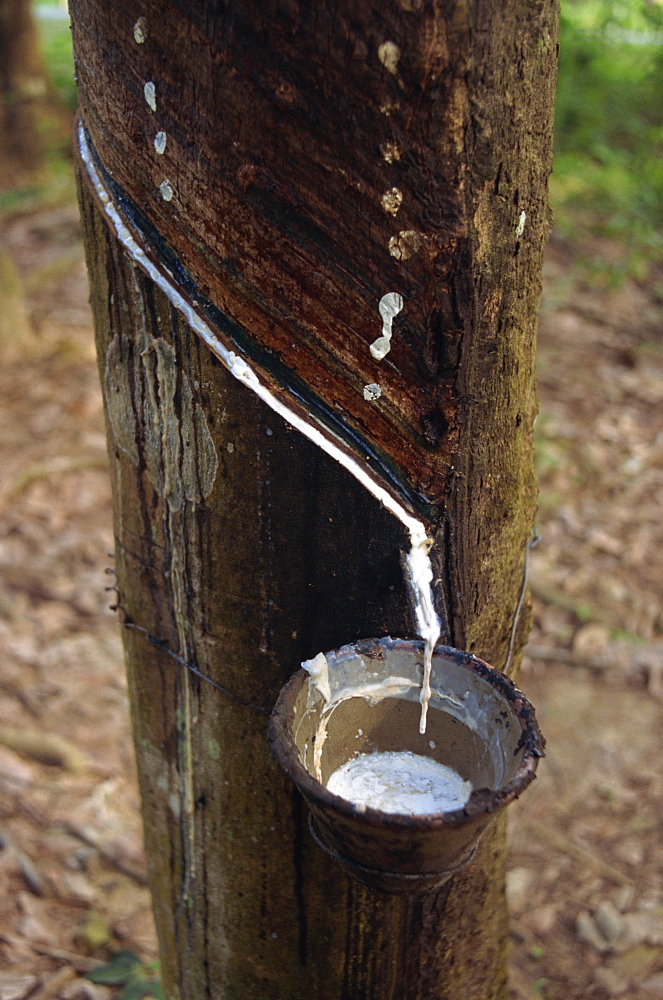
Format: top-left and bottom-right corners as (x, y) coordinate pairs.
(72, 2), (558, 997)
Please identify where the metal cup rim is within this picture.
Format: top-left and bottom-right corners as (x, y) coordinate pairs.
(268, 637), (544, 831)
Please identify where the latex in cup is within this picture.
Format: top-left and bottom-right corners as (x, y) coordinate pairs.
(268, 637), (544, 895)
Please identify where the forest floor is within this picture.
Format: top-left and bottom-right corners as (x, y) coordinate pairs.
(0, 199), (661, 1000)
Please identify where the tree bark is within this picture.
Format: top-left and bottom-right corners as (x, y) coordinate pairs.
(72, 1), (558, 997)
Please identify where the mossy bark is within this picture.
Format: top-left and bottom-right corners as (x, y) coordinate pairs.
(74, 1), (558, 997)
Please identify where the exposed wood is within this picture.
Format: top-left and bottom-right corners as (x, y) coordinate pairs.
(72, 1), (558, 997)
(71, 0), (557, 527)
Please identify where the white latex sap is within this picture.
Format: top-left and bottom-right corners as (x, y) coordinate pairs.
(326, 750), (472, 815)
(78, 124), (441, 730)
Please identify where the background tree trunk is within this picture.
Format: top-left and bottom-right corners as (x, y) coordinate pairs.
(0, 0), (49, 184)
(72, 1), (559, 997)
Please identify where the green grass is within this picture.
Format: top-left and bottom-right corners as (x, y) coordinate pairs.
(552, 1), (663, 278)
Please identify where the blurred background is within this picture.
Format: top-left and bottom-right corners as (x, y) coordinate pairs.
(0, 1), (661, 998)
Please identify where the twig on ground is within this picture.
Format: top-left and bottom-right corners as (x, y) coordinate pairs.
(0, 681), (42, 717)
(0, 824), (47, 896)
(0, 725), (87, 773)
(30, 965), (78, 1000)
(518, 814), (634, 887)
(59, 820), (149, 886)
(508, 964), (543, 1000)
(2, 453), (108, 500)
(0, 932), (103, 972)
(529, 580), (609, 625)
(525, 646), (600, 669)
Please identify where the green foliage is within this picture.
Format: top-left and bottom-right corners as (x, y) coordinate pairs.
(553, 1), (663, 276)
(34, 3), (77, 110)
(86, 950), (165, 1000)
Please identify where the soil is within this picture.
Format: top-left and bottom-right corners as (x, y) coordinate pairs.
(0, 201), (661, 999)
